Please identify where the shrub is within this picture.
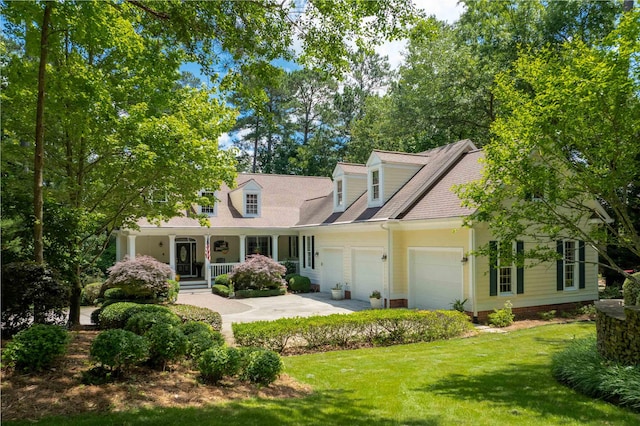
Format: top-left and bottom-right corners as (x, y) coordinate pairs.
(198, 346), (242, 384)
(165, 279), (180, 304)
(288, 275), (311, 293)
(168, 304), (223, 331)
(538, 310), (556, 321)
(1, 262), (71, 337)
(599, 285), (623, 299)
(90, 329), (149, 372)
(488, 300), (515, 327)
(232, 309), (473, 353)
(2, 324), (70, 372)
(242, 349), (283, 385)
(124, 311), (182, 335)
(282, 260), (297, 276)
(98, 302), (171, 329)
(228, 254), (286, 291)
(284, 273), (300, 283)
(552, 336), (640, 411)
(104, 287), (128, 301)
(235, 288), (286, 299)
(212, 284), (230, 297)
(81, 282), (103, 306)
(214, 274), (229, 286)
(145, 322), (187, 367)
(103, 255), (172, 301)
(623, 272), (640, 306)
(181, 321), (225, 359)
(450, 298), (467, 312)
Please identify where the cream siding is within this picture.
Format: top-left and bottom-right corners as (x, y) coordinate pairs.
(381, 164), (421, 204)
(473, 227), (599, 313)
(229, 190), (244, 215)
(345, 175), (367, 208)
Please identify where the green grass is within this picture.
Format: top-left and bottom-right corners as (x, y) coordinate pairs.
(5, 323), (639, 425)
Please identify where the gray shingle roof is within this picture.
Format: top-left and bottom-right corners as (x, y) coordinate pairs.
(296, 140), (481, 226)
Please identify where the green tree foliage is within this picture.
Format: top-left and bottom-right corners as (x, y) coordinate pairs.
(457, 9), (640, 278)
(1, 0), (416, 326)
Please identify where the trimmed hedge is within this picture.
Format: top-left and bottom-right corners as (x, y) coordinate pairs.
(235, 288), (286, 299)
(232, 309), (473, 353)
(168, 304), (222, 331)
(90, 329), (149, 372)
(288, 275), (311, 293)
(81, 282), (103, 306)
(2, 324), (70, 372)
(97, 302), (171, 329)
(212, 284), (230, 297)
(214, 274), (230, 286)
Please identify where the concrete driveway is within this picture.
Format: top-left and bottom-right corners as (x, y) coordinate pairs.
(81, 290), (371, 339)
(176, 289), (371, 337)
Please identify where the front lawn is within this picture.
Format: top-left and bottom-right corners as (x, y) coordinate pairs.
(4, 322), (639, 425)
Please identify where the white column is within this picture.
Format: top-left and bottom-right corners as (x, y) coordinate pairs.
(115, 235), (122, 262)
(239, 234), (246, 262)
(205, 235), (212, 288)
(127, 235), (136, 259)
(169, 234), (176, 275)
(272, 235), (279, 261)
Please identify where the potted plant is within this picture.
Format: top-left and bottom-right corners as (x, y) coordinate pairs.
(331, 283), (344, 300)
(194, 261), (204, 278)
(369, 290), (383, 309)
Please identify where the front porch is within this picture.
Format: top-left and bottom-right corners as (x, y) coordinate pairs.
(115, 232), (300, 290)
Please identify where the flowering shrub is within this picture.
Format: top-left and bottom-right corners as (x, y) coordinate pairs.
(103, 256), (172, 301)
(228, 254), (286, 291)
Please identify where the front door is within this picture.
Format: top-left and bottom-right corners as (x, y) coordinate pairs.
(176, 239), (196, 277)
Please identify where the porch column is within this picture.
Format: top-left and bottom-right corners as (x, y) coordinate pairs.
(127, 235), (136, 259)
(239, 234), (246, 261)
(168, 234), (176, 275)
(115, 235), (122, 262)
(205, 235), (211, 288)
(272, 235), (279, 261)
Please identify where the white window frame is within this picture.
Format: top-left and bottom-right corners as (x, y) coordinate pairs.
(368, 167), (383, 207)
(305, 236), (313, 269)
(334, 178), (344, 210)
(563, 240), (579, 290)
(245, 191), (260, 217)
(497, 242), (515, 296)
(198, 191), (217, 216)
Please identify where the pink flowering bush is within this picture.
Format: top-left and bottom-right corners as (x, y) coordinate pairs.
(103, 256), (173, 301)
(229, 254), (286, 291)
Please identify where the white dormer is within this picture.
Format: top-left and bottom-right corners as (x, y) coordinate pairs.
(230, 179), (263, 217)
(197, 190), (218, 216)
(366, 151), (428, 208)
(332, 163), (367, 212)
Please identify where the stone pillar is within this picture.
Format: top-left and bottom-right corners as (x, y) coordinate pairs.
(239, 234), (246, 262)
(127, 235), (136, 259)
(272, 235), (279, 261)
(169, 234), (176, 274)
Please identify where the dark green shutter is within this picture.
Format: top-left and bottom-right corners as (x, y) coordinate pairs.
(489, 241), (498, 296)
(556, 241), (564, 291)
(516, 241), (524, 294)
(579, 241), (586, 289)
(302, 236), (306, 268)
(311, 236), (315, 269)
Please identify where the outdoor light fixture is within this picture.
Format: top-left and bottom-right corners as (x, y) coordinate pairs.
(158, 241), (163, 248)
(381, 254), (387, 261)
(315, 251), (319, 257)
(461, 256), (468, 263)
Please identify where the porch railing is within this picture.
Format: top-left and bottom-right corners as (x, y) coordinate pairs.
(210, 260), (299, 278)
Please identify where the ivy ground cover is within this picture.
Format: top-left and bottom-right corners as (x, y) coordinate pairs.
(4, 322), (638, 425)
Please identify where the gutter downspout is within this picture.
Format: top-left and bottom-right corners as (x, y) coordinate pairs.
(381, 220), (399, 308)
(469, 224), (478, 322)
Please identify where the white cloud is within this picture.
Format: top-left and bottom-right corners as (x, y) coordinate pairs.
(218, 132), (232, 148)
(377, 0), (465, 69)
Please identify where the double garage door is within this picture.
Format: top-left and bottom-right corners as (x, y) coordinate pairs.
(409, 248), (463, 310)
(321, 247), (384, 301)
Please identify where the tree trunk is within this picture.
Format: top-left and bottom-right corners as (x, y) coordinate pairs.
(34, 2), (52, 264)
(67, 263), (83, 328)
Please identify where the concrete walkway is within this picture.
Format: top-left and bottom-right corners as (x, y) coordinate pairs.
(81, 290), (371, 339)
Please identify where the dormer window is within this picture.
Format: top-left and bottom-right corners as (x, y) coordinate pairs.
(337, 180), (343, 205)
(371, 170), (380, 200)
(199, 191), (217, 216)
(333, 178), (345, 211)
(245, 192), (259, 216)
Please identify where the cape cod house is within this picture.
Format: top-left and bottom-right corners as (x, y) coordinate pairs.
(115, 139), (604, 321)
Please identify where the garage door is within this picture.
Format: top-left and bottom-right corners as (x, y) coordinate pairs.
(322, 248), (344, 293)
(352, 248), (384, 301)
(409, 248), (463, 310)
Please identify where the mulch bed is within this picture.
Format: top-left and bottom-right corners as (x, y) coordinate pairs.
(1, 330), (311, 422)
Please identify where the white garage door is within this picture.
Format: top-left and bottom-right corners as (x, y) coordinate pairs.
(322, 248), (344, 293)
(352, 248), (384, 301)
(409, 248), (463, 310)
